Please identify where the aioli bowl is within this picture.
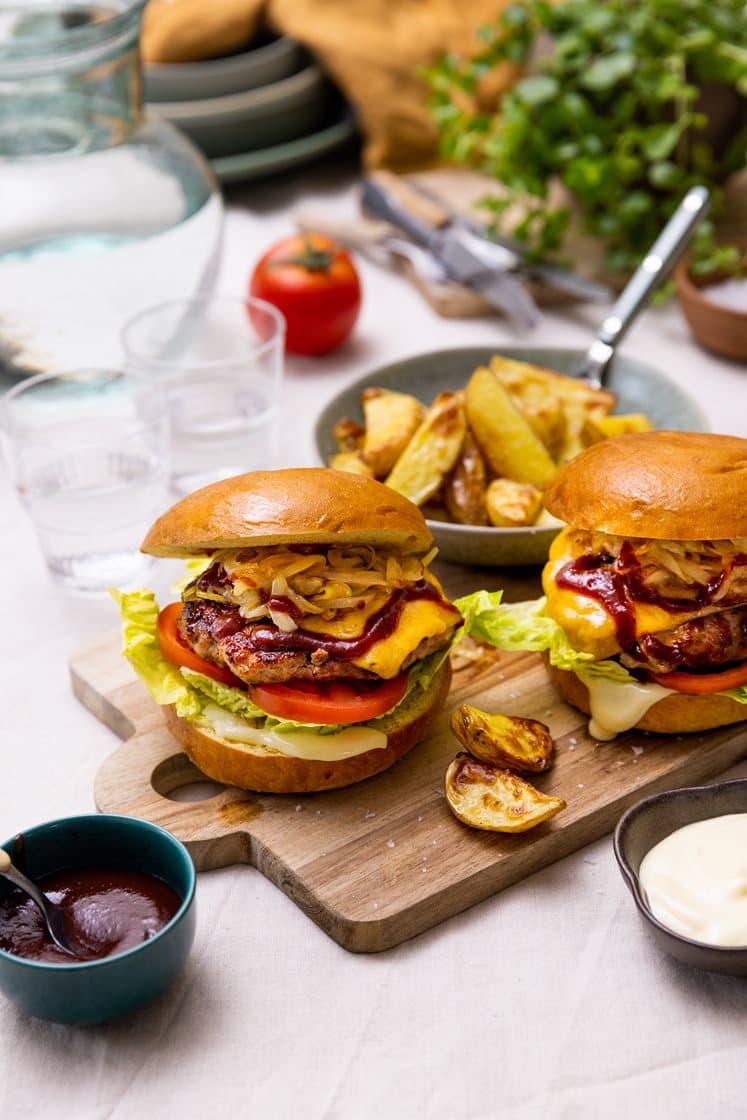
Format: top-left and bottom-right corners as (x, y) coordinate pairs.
(613, 778), (747, 976)
(0, 814), (196, 1024)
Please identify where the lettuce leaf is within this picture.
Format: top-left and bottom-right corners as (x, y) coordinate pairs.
(455, 590), (596, 672)
(454, 589), (747, 701)
(114, 588), (454, 740)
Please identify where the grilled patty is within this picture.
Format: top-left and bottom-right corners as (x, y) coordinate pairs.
(620, 604), (747, 675)
(179, 599), (451, 686)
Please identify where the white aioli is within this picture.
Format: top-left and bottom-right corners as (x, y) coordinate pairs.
(639, 814), (747, 947)
(201, 703), (388, 761)
(576, 668), (673, 740)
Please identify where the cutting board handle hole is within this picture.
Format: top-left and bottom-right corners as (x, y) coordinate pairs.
(152, 754), (227, 803)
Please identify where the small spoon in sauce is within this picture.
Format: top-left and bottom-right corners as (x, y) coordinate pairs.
(0, 848), (80, 958)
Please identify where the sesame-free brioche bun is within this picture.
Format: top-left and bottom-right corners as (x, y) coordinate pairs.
(142, 468), (433, 558)
(544, 431), (747, 540)
(546, 661), (747, 735)
(161, 660), (452, 793)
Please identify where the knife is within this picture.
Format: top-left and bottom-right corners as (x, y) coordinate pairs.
(403, 179), (614, 304)
(360, 177), (541, 329)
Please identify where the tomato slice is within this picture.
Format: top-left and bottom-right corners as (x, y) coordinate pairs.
(249, 673), (408, 724)
(157, 603), (240, 687)
(650, 660), (747, 695)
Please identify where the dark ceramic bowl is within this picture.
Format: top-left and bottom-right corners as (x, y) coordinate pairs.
(614, 778), (747, 976)
(0, 814), (196, 1024)
(315, 346), (706, 567)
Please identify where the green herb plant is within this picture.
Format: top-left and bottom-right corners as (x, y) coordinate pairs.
(425, 0), (747, 277)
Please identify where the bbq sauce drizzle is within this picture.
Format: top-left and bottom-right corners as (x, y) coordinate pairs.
(556, 543), (747, 652)
(190, 577), (460, 661)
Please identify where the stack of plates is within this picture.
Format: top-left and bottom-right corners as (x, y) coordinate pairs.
(144, 35), (356, 184)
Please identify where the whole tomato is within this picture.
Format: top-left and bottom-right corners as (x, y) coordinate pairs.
(249, 233), (362, 356)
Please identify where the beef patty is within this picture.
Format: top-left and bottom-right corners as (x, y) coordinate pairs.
(179, 599), (452, 686)
(621, 604), (747, 675)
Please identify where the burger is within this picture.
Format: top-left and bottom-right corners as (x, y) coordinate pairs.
(116, 468), (461, 792)
(456, 431), (747, 740)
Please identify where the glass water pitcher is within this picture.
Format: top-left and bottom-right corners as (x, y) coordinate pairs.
(0, 1), (224, 377)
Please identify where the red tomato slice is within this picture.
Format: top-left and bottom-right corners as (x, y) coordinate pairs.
(157, 603), (240, 687)
(249, 673), (408, 724)
(651, 660), (747, 695)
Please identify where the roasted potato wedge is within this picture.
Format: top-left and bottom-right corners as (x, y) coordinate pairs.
(450, 705), (554, 772)
(334, 417), (365, 453)
(385, 391), (467, 506)
(490, 355), (615, 419)
(443, 430), (489, 525)
(329, 451), (374, 477)
(445, 754), (566, 833)
(465, 366), (557, 488)
(485, 478), (543, 528)
(361, 387), (425, 478)
(585, 412), (654, 441)
(534, 506), (565, 529)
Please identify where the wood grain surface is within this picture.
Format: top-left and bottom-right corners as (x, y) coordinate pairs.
(72, 562), (747, 952)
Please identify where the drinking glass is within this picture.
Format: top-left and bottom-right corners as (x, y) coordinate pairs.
(0, 369), (170, 593)
(122, 295), (285, 495)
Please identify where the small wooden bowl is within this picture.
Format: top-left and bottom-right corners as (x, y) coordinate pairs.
(675, 238), (747, 362)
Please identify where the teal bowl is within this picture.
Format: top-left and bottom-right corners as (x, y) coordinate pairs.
(0, 814), (196, 1024)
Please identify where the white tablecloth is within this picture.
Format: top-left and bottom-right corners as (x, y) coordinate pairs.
(2, 157), (747, 1120)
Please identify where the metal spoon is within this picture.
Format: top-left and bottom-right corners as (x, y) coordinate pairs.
(575, 185), (710, 388)
(0, 847), (80, 958)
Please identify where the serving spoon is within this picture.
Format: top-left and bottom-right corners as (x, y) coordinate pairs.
(575, 185), (710, 388)
(0, 847), (80, 958)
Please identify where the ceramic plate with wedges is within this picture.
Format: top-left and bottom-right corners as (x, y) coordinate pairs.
(314, 345), (706, 567)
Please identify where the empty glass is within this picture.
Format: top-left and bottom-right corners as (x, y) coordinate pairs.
(0, 369), (170, 593)
(122, 295), (285, 495)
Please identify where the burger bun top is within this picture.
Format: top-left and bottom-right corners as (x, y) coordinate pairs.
(142, 468), (434, 557)
(544, 431), (747, 540)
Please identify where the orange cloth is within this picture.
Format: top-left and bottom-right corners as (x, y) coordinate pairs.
(140, 0), (517, 168)
(141, 0), (265, 65)
(268, 0), (517, 169)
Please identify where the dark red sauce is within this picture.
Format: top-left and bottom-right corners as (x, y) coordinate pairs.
(266, 595), (303, 620)
(248, 581), (458, 661)
(556, 544), (747, 650)
(0, 868), (181, 964)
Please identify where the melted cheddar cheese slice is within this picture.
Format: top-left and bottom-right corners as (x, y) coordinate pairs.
(543, 527), (705, 659)
(299, 577), (458, 678)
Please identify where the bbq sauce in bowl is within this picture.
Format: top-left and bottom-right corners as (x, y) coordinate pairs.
(0, 867), (181, 964)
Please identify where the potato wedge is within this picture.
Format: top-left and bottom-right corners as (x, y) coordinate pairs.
(485, 478), (543, 528)
(384, 391), (467, 506)
(443, 430), (489, 525)
(587, 412), (654, 440)
(489, 355), (616, 420)
(361, 387), (425, 478)
(334, 417), (365, 453)
(534, 506), (565, 529)
(450, 705), (554, 772)
(329, 451), (374, 477)
(465, 366), (557, 488)
(445, 754), (566, 833)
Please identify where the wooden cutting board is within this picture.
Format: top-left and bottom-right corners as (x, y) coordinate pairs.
(71, 623), (747, 953)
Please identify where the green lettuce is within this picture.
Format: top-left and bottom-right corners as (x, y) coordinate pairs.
(114, 588), (453, 739)
(454, 589), (747, 703)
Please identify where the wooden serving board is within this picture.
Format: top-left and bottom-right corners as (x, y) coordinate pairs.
(71, 625), (747, 953)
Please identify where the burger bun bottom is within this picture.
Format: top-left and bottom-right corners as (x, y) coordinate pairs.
(547, 661), (747, 735)
(162, 660), (452, 793)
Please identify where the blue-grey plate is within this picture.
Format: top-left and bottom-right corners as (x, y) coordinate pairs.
(314, 346), (707, 567)
(210, 105), (357, 184)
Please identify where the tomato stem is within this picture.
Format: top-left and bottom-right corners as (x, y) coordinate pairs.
(270, 236), (335, 273)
